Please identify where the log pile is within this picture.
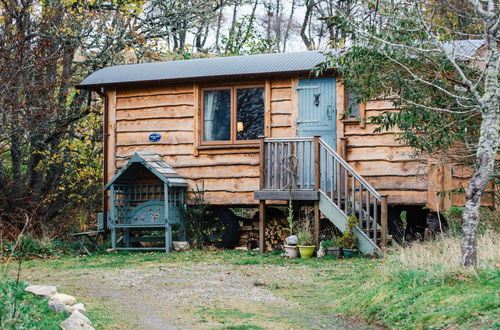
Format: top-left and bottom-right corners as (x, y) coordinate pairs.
(234, 214), (288, 251)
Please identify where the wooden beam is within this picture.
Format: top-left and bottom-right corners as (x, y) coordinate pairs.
(314, 135), (320, 191)
(338, 137), (347, 160)
(259, 200), (266, 254)
(314, 201), (320, 248)
(265, 80), (271, 136)
(359, 103), (367, 128)
(193, 83), (200, 156)
(253, 190), (319, 201)
(259, 137), (265, 190)
(381, 194), (388, 248)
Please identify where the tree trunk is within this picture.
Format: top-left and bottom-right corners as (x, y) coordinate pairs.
(461, 42), (499, 267)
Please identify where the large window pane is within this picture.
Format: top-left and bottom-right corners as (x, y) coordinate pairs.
(204, 89), (231, 141)
(236, 87), (264, 140)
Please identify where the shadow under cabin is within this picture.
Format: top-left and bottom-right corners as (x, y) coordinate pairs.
(103, 152), (187, 251)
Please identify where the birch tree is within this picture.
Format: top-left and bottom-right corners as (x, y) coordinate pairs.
(320, 0), (498, 267)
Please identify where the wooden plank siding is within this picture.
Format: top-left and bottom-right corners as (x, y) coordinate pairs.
(336, 81), (495, 209)
(108, 78), (295, 205)
(105, 77), (495, 208)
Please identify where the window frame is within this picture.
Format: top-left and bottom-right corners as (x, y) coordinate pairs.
(200, 84), (265, 146)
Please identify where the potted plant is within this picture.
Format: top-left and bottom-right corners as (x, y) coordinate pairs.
(321, 239), (341, 257)
(337, 215), (359, 258)
(283, 201), (298, 259)
(297, 229), (315, 258)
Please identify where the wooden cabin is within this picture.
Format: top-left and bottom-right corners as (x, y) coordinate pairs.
(78, 48), (495, 253)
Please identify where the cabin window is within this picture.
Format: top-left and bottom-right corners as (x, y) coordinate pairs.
(203, 89), (231, 141)
(202, 85), (264, 145)
(236, 87), (264, 140)
(346, 90), (361, 119)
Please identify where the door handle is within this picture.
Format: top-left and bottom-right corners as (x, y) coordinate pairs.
(327, 105), (333, 120)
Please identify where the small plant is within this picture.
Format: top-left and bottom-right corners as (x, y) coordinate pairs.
(337, 215), (358, 250)
(297, 229), (313, 246)
(284, 199), (294, 235)
(321, 239), (338, 249)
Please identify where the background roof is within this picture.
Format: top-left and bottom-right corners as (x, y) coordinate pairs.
(78, 51), (331, 89)
(78, 40), (484, 90)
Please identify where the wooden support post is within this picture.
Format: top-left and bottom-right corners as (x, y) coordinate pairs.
(259, 136), (265, 190)
(381, 194), (388, 248)
(314, 136), (320, 191)
(338, 137), (347, 160)
(314, 201), (320, 248)
(259, 200), (266, 254)
(314, 136), (321, 248)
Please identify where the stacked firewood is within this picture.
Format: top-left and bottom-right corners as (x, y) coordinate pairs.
(234, 213), (288, 251)
(264, 217), (289, 251)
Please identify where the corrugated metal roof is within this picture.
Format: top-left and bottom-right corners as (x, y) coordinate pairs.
(79, 41), (483, 90)
(442, 40), (484, 60)
(78, 50), (332, 89)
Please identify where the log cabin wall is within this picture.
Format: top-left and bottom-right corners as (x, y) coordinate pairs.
(335, 81), (496, 210)
(104, 76), (496, 209)
(105, 77), (297, 205)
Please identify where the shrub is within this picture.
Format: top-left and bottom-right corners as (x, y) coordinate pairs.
(337, 215), (358, 249)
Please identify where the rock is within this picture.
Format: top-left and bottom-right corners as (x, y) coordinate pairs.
(65, 303), (86, 315)
(61, 318), (94, 330)
(68, 310), (92, 325)
(106, 248), (117, 254)
(25, 284), (57, 298)
(50, 293), (77, 306)
(284, 235), (298, 245)
(173, 241), (190, 251)
(48, 300), (67, 313)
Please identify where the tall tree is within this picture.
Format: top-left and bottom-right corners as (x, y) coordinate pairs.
(0, 0), (146, 235)
(320, 0), (498, 267)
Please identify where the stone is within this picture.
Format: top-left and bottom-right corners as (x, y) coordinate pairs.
(25, 284), (57, 298)
(106, 248), (117, 254)
(173, 241), (190, 251)
(50, 293), (77, 306)
(61, 318), (94, 330)
(65, 303), (86, 315)
(48, 300), (67, 313)
(284, 235), (298, 245)
(68, 310), (92, 325)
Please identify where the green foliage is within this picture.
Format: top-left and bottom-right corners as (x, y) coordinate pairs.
(284, 200), (294, 234)
(178, 184), (211, 249)
(337, 215), (357, 249)
(0, 280), (66, 329)
(297, 229), (313, 246)
(221, 14), (272, 55)
(317, 0), (485, 160)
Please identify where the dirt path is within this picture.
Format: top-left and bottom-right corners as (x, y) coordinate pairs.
(22, 260), (379, 329)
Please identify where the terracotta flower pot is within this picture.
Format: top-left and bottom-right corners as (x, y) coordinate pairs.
(284, 245), (299, 259)
(298, 245), (315, 258)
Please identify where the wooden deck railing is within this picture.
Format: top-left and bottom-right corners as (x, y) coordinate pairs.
(260, 136), (389, 247)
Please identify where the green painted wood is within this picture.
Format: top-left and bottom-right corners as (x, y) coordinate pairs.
(319, 191), (381, 255)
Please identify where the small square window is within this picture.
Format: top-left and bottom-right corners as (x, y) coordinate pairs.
(347, 90), (361, 119)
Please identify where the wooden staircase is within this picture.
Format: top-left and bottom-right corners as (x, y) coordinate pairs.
(254, 137), (389, 255)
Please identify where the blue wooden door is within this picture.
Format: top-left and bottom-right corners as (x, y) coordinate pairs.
(297, 78), (337, 190)
(297, 78), (336, 148)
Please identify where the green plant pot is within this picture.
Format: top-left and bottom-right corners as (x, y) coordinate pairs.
(343, 248), (359, 258)
(298, 245), (315, 258)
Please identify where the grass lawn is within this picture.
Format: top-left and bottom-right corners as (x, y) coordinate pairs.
(2, 244), (498, 329)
